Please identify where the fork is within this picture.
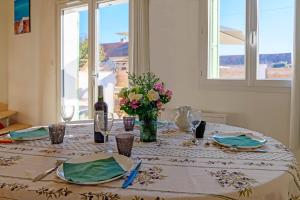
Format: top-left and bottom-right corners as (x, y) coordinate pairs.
(32, 160), (65, 182)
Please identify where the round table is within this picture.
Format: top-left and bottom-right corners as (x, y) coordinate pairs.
(0, 122), (298, 200)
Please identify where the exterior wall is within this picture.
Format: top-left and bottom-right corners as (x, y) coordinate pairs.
(0, 1), (9, 103)
(149, 0), (291, 145)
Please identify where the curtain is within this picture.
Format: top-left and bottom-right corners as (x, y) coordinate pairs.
(289, 0), (300, 149)
(129, 0), (150, 75)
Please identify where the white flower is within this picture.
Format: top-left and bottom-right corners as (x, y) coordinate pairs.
(147, 89), (160, 101)
(128, 92), (143, 101)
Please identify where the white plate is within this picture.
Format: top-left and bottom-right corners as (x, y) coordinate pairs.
(56, 153), (134, 185)
(212, 132), (267, 149)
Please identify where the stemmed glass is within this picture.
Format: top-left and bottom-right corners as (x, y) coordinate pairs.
(190, 111), (202, 136)
(164, 109), (176, 131)
(61, 105), (75, 138)
(99, 113), (114, 153)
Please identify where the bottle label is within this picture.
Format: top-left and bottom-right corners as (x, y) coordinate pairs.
(95, 111), (105, 132)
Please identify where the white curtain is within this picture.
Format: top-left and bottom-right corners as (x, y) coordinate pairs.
(129, 0), (150, 75)
(289, 0), (300, 149)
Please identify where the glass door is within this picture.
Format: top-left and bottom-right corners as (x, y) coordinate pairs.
(58, 0), (130, 121)
(59, 4), (90, 120)
(95, 0), (129, 117)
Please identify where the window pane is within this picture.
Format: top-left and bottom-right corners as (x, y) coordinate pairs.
(61, 6), (89, 120)
(209, 0), (246, 80)
(96, 0), (129, 117)
(257, 0), (294, 80)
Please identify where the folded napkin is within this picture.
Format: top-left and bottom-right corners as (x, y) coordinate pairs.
(214, 135), (264, 147)
(63, 157), (126, 183)
(10, 128), (48, 140)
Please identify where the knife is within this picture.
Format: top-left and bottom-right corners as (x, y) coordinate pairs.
(33, 160), (65, 182)
(122, 160), (142, 189)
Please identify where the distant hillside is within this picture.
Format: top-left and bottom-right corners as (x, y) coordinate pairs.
(220, 53), (292, 67)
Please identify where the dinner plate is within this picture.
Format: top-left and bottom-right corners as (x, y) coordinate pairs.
(10, 127), (49, 141)
(212, 132), (267, 149)
(56, 153), (134, 185)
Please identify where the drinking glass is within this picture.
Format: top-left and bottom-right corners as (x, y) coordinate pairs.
(161, 109), (176, 131)
(61, 105), (75, 138)
(61, 105), (75, 122)
(190, 111), (202, 135)
(99, 113), (114, 153)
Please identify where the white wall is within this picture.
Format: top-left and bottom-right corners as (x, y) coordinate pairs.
(149, 0), (291, 145)
(4, 0), (291, 145)
(0, 0), (9, 103)
(7, 0), (57, 125)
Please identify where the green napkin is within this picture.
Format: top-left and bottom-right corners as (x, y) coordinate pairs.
(214, 135), (264, 147)
(63, 157), (126, 183)
(10, 128), (49, 140)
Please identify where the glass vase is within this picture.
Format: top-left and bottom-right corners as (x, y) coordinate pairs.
(139, 119), (157, 142)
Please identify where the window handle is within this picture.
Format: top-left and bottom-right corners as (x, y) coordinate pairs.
(250, 31), (256, 47)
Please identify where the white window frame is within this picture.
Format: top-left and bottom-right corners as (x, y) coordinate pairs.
(199, 0), (292, 91)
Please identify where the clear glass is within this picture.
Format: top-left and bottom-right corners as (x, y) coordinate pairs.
(257, 0), (294, 80)
(61, 5), (89, 120)
(61, 105), (75, 123)
(160, 109), (176, 131)
(96, 0), (129, 118)
(209, 0), (246, 80)
(61, 105), (75, 138)
(140, 120), (157, 142)
(99, 113), (114, 152)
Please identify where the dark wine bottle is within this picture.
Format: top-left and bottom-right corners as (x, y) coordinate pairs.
(94, 85), (108, 143)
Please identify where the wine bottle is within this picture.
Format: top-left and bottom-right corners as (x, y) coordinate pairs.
(94, 85), (108, 143)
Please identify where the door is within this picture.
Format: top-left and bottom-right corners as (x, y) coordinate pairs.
(95, 0), (129, 117)
(58, 3), (90, 120)
(57, 0), (130, 121)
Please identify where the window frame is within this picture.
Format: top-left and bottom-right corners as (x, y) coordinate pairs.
(200, 0), (293, 90)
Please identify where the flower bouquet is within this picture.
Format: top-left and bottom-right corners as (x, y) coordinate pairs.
(119, 72), (173, 142)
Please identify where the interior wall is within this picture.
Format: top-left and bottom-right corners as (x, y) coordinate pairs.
(149, 0), (291, 145)
(5, 0), (291, 145)
(0, 0), (9, 103)
(7, 0), (57, 125)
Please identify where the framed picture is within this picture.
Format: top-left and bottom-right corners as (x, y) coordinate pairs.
(14, 0), (31, 34)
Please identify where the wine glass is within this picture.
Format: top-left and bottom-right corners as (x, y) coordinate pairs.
(164, 109), (176, 131)
(61, 105), (75, 138)
(99, 113), (114, 153)
(61, 105), (75, 122)
(190, 111), (202, 136)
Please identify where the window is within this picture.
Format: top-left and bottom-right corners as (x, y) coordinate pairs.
(257, 0), (294, 80)
(209, 0), (246, 80)
(207, 0), (294, 85)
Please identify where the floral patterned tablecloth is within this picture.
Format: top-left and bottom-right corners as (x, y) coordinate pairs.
(0, 122), (299, 200)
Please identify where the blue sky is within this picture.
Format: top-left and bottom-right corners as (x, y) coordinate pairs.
(220, 0), (294, 55)
(79, 3), (128, 44)
(79, 0), (294, 55)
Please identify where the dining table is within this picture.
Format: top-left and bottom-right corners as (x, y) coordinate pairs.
(0, 121), (299, 200)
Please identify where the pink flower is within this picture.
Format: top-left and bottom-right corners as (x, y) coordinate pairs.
(130, 100), (140, 109)
(156, 101), (164, 110)
(166, 90), (173, 99)
(154, 83), (164, 94)
(120, 98), (128, 106)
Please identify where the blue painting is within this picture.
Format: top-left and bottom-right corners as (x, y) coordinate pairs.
(14, 0), (30, 34)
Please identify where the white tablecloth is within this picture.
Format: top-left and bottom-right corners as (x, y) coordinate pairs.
(0, 122), (299, 200)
